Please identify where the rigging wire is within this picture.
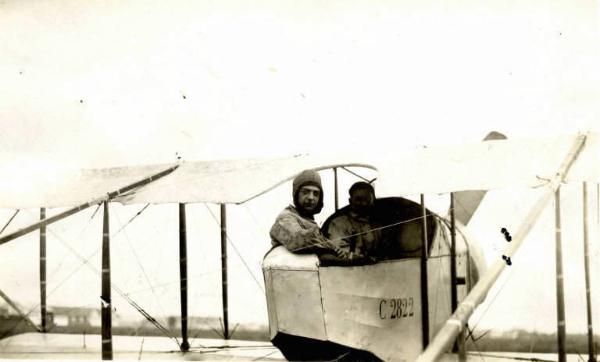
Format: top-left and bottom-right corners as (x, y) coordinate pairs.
(431, 217), (447, 334)
(340, 166), (372, 183)
(251, 349), (280, 361)
(38, 204), (152, 303)
(433, 211), (485, 361)
(124, 271), (216, 295)
(203, 204), (265, 293)
(6, 198), (534, 354)
(437, 211), (523, 348)
(174, 205), (230, 340)
(47, 203), (151, 291)
(110, 205), (217, 348)
(0, 344), (279, 355)
(465, 352), (556, 361)
(435, 216), (487, 361)
(0, 209), (20, 235)
(0, 207), (104, 342)
(112, 203), (150, 237)
(241, 204), (267, 236)
(468, 256), (519, 335)
(463, 324), (486, 362)
(47, 205), (101, 290)
(89, 203), (102, 222)
(12, 207), (183, 348)
(113, 208), (168, 316)
(112, 207), (180, 343)
(526, 249), (546, 354)
(326, 213), (439, 244)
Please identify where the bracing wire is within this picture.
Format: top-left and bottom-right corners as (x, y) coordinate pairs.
(340, 166), (371, 183)
(111, 206), (216, 349)
(468, 259), (518, 335)
(437, 210), (516, 361)
(5, 198), (527, 355)
(111, 206), (183, 345)
(11, 207), (182, 348)
(241, 204), (267, 236)
(124, 271), (216, 296)
(463, 324), (486, 362)
(0, 207), (103, 342)
(113, 208), (170, 318)
(0, 209), (20, 235)
(89, 203), (102, 221)
(432, 211), (485, 361)
(203, 204), (265, 293)
(463, 352), (556, 362)
(112, 204), (150, 237)
(40, 203), (152, 303)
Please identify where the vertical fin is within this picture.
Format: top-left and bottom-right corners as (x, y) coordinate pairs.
(451, 131), (507, 225)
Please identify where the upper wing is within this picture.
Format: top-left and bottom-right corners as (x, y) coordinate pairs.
(113, 155), (373, 206)
(0, 154), (373, 208)
(0, 133), (597, 209)
(375, 133), (598, 197)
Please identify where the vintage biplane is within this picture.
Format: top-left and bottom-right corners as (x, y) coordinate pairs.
(0, 132), (598, 361)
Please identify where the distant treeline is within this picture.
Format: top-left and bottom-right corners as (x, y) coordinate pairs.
(0, 313), (271, 341)
(2, 317), (599, 355)
(0, 316), (270, 341)
(466, 329), (600, 354)
(38, 325), (270, 342)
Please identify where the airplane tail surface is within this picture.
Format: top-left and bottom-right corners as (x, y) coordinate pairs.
(451, 131), (507, 225)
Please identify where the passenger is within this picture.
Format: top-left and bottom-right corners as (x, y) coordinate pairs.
(326, 182), (381, 259)
(270, 170), (348, 257)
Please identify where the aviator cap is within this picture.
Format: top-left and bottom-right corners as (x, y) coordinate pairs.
(292, 170), (324, 214)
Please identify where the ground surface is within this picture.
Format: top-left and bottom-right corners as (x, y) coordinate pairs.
(0, 333), (591, 361)
(0, 333), (285, 361)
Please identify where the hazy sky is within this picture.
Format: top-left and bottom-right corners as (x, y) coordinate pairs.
(1, 0), (599, 343)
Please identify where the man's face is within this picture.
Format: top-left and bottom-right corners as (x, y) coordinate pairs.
(349, 188), (374, 216)
(297, 185), (321, 214)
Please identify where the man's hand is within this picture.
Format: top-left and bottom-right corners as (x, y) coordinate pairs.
(333, 245), (350, 259)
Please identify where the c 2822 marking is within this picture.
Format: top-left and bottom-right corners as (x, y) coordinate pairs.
(379, 297), (414, 319)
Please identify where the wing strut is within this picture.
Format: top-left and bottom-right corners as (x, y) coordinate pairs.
(220, 204), (230, 340)
(582, 183), (596, 362)
(416, 134), (587, 362)
(39, 208), (47, 333)
(0, 165), (179, 246)
(101, 201), (113, 360)
(420, 194), (430, 348)
(555, 188), (567, 362)
(178, 203), (190, 352)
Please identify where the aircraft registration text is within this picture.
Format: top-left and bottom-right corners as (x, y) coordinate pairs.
(379, 297), (414, 319)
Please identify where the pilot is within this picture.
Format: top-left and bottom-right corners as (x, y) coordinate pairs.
(326, 182), (381, 259)
(270, 170), (348, 257)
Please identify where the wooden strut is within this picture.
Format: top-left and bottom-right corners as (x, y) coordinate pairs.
(0, 165), (179, 246)
(582, 183), (596, 362)
(179, 203), (190, 352)
(416, 134), (587, 362)
(450, 194), (466, 360)
(334, 167), (339, 211)
(220, 204), (229, 340)
(555, 188), (567, 362)
(101, 201), (112, 360)
(40, 208), (47, 333)
(450, 194), (458, 312)
(420, 194), (430, 348)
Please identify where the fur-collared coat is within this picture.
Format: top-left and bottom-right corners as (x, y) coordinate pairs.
(270, 205), (321, 252)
